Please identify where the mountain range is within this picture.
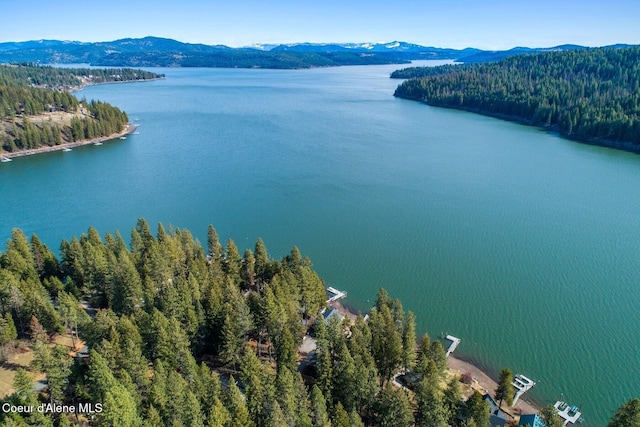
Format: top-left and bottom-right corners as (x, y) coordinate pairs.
(0, 36), (635, 69)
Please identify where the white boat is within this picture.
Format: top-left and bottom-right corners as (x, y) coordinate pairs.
(119, 136), (127, 140)
(62, 148), (72, 152)
(94, 142), (102, 146)
(1, 157), (12, 162)
(133, 132), (140, 135)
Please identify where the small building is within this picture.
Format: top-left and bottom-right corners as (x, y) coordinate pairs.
(482, 394), (509, 427)
(519, 414), (547, 427)
(322, 308), (344, 323)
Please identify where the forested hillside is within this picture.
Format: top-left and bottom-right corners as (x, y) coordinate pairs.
(0, 221), (637, 426)
(0, 64), (161, 154)
(393, 46), (640, 151)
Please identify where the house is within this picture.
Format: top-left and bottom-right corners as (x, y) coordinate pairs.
(519, 414), (547, 427)
(483, 394), (509, 427)
(322, 308), (344, 323)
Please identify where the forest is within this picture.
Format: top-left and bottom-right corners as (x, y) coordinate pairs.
(0, 64), (161, 153)
(0, 220), (637, 426)
(392, 46), (640, 150)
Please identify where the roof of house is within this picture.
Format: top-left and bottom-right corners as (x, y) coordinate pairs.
(519, 413), (547, 427)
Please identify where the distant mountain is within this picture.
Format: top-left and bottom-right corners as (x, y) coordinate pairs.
(0, 37), (635, 69)
(269, 41), (481, 60)
(0, 36), (233, 64)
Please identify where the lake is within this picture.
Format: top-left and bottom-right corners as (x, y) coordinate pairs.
(1, 61), (638, 425)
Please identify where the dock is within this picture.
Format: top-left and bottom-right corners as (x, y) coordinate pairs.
(444, 335), (461, 357)
(554, 401), (583, 426)
(511, 374), (535, 405)
(326, 287), (347, 304)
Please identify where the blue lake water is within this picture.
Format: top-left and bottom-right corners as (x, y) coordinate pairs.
(1, 61), (638, 425)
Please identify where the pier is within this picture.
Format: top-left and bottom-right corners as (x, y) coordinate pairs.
(512, 374), (535, 405)
(326, 287), (347, 304)
(554, 401), (583, 426)
(444, 335), (461, 357)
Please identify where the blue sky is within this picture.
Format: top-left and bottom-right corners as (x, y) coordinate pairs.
(2, 0), (639, 49)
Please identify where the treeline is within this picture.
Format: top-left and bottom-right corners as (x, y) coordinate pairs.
(0, 221), (637, 426)
(0, 64), (155, 153)
(393, 46), (640, 150)
(94, 50), (409, 69)
(0, 64), (162, 90)
(1, 100), (128, 152)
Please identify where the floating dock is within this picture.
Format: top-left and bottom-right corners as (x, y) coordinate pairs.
(512, 374), (535, 405)
(554, 401), (583, 426)
(326, 287), (347, 304)
(444, 335), (461, 357)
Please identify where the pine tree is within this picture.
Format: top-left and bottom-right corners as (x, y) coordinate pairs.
(370, 305), (403, 384)
(402, 310), (417, 372)
(415, 376), (447, 427)
(494, 367), (514, 411)
(463, 390), (490, 427)
(374, 384), (415, 427)
(608, 399), (640, 427)
(310, 385), (332, 427)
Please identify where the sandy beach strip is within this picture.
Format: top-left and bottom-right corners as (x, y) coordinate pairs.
(1, 123), (137, 160)
(447, 354), (541, 415)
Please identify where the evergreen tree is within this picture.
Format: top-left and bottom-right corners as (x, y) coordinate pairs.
(463, 390), (490, 427)
(310, 385), (332, 427)
(494, 367), (514, 411)
(374, 385), (414, 427)
(370, 305), (403, 384)
(402, 310), (417, 372)
(540, 404), (564, 427)
(415, 376), (447, 427)
(608, 398), (640, 427)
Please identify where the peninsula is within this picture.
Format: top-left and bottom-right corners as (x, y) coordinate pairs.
(0, 222), (636, 426)
(393, 45), (640, 153)
(0, 64), (162, 158)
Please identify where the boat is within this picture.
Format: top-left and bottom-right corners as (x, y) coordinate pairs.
(133, 132), (140, 135)
(62, 148), (72, 152)
(119, 136), (127, 140)
(94, 142), (102, 146)
(554, 400), (583, 425)
(1, 157), (12, 162)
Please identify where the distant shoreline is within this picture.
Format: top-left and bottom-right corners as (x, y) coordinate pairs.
(396, 97), (640, 156)
(1, 123), (136, 160)
(1, 74), (159, 160)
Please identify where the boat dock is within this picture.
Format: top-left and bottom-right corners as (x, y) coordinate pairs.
(326, 287), (347, 304)
(554, 401), (583, 426)
(444, 335), (461, 357)
(512, 374), (535, 405)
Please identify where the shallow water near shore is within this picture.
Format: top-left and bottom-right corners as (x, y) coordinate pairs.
(1, 61), (639, 425)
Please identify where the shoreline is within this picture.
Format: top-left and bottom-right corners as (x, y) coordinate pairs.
(1, 123), (137, 160)
(330, 300), (542, 417)
(395, 95), (640, 155)
(447, 353), (541, 416)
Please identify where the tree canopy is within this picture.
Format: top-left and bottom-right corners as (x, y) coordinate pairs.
(0, 222), (636, 426)
(0, 64), (162, 154)
(393, 46), (640, 151)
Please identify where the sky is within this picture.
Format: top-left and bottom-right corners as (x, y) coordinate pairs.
(2, 0), (639, 50)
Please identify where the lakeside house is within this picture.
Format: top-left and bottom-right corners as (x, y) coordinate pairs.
(482, 394), (509, 427)
(519, 414), (547, 427)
